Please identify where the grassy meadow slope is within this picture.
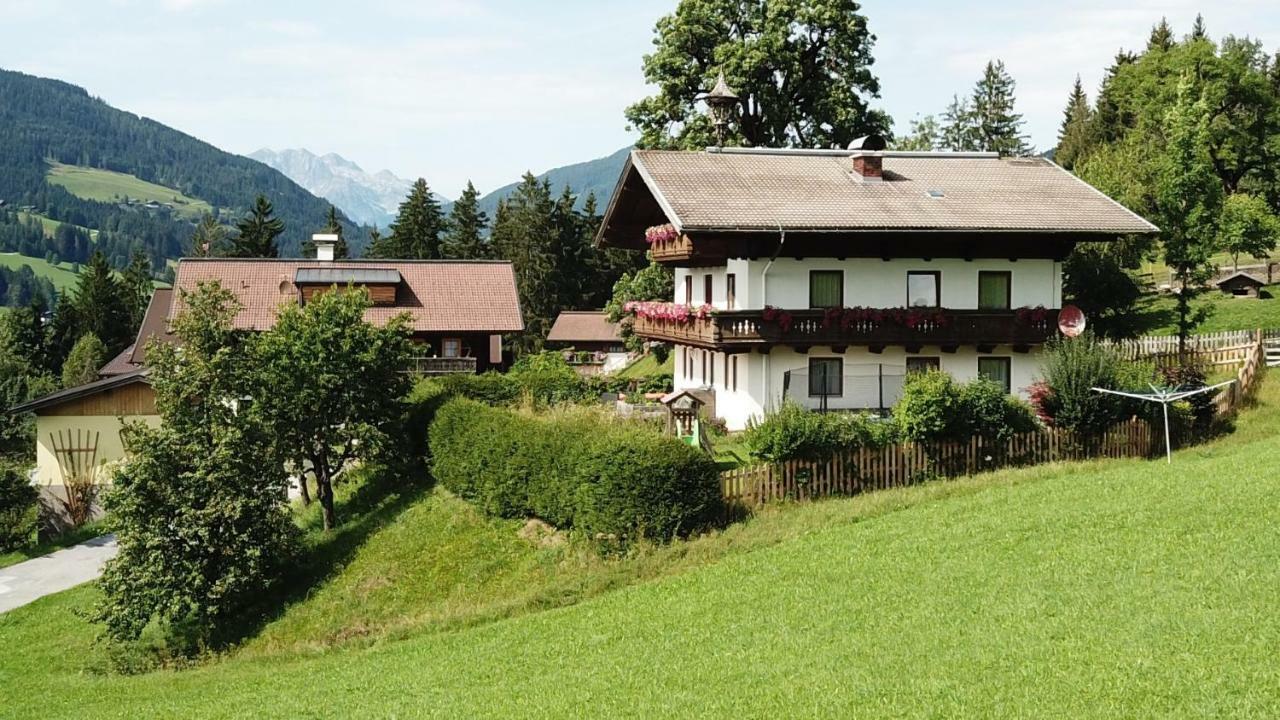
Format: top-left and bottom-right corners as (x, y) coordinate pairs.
(46, 163), (212, 219)
(2, 381), (1279, 718)
(0, 252), (83, 291)
(1135, 285), (1280, 334)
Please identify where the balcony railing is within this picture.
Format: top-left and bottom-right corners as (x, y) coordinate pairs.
(404, 356), (478, 376)
(632, 308), (1060, 350)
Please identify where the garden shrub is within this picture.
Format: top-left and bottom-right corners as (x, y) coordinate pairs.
(1035, 334), (1150, 435)
(0, 463), (38, 551)
(894, 372), (1038, 444)
(1158, 363), (1215, 434)
(430, 398), (720, 541)
(744, 401), (894, 462)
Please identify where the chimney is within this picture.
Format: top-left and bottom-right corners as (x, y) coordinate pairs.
(848, 134), (887, 183)
(312, 233), (339, 261)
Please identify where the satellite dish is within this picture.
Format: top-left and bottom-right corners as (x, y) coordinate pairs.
(1059, 305), (1086, 338)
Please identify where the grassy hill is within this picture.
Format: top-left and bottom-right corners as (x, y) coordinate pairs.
(3, 382), (1279, 717)
(1133, 284), (1280, 334)
(0, 252), (83, 291)
(46, 163), (212, 220)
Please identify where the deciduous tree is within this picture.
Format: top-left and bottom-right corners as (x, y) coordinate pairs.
(1219, 193), (1279, 271)
(61, 333), (107, 387)
(625, 0), (891, 149)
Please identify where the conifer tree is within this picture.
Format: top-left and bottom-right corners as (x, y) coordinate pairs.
(970, 60), (1032, 156)
(62, 333), (107, 387)
(303, 206), (349, 258)
(1055, 76), (1097, 171)
(940, 95), (978, 151)
(441, 181), (489, 259)
(121, 249), (152, 328)
(372, 179), (443, 259)
(189, 213), (225, 257)
(895, 115), (940, 151)
(65, 251), (133, 357)
(490, 174), (557, 352)
(230, 195), (284, 258)
(1147, 17), (1174, 52)
(1189, 14), (1207, 42)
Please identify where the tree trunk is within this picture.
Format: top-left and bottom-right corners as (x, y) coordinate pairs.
(316, 458), (336, 531)
(297, 472), (311, 505)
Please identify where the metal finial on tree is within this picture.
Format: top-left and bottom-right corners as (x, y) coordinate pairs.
(700, 72), (739, 147)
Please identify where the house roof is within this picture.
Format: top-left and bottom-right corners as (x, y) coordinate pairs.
(1216, 271), (1264, 287)
(546, 311), (623, 343)
(170, 259), (524, 333)
(598, 149), (1158, 246)
(127, 288), (176, 366)
(9, 368), (150, 415)
(98, 344), (138, 377)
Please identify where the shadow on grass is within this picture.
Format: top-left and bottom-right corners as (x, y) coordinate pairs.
(209, 460), (435, 652)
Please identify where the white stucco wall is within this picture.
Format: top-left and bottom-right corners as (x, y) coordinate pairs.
(675, 258), (1062, 311)
(34, 414), (161, 487)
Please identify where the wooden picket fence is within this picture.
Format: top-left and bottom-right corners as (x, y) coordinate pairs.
(1214, 331), (1267, 416)
(721, 419), (1153, 506)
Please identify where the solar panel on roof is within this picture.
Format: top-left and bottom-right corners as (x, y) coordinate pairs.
(294, 268), (402, 285)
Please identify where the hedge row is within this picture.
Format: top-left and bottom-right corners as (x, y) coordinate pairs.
(428, 398), (721, 541)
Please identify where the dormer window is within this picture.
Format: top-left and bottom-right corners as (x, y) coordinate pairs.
(294, 268), (402, 306)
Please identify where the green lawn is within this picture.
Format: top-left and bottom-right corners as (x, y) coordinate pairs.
(3, 382), (1280, 717)
(616, 351), (673, 379)
(1133, 284), (1280, 334)
(0, 252), (83, 292)
(46, 163), (211, 219)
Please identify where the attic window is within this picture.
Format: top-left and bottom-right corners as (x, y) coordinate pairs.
(926, 189), (946, 199)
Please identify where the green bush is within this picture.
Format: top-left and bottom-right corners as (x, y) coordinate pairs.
(894, 372), (1038, 444)
(744, 402), (894, 461)
(430, 398), (720, 541)
(1036, 334), (1152, 435)
(0, 463), (38, 551)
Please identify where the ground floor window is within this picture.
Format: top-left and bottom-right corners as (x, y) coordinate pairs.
(978, 356), (1012, 394)
(906, 356), (941, 374)
(808, 357), (843, 397)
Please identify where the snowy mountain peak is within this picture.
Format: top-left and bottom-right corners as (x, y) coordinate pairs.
(249, 148), (412, 228)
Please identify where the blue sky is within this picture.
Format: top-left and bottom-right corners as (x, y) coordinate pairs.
(1, 0), (1276, 197)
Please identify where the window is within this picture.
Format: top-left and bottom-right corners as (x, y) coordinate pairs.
(978, 357), (1012, 394)
(442, 338), (462, 358)
(684, 275), (692, 305)
(730, 356), (738, 392)
(704, 274), (713, 305)
(726, 274), (737, 310)
(808, 357), (843, 397)
(907, 271), (940, 307)
(906, 357), (941, 374)
(978, 271), (1012, 310)
(809, 270), (843, 308)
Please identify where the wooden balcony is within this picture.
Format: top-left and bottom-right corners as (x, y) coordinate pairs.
(648, 234), (731, 265)
(632, 308), (1060, 352)
(403, 356), (478, 376)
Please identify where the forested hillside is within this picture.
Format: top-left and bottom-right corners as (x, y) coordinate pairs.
(0, 69), (359, 277)
(471, 146), (629, 218)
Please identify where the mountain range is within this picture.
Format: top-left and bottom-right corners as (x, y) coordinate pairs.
(259, 146), (632, 229)
(249, 149), (414, 228)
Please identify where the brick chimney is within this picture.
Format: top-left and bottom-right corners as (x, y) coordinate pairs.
(848, 134), (887, 183)
(312, 233), (339, 261)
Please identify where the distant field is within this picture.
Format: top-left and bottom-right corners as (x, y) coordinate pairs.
(46, 163), (211, 219)
(16, 211), (98, 241)
(0, 252), (82, 291)
(1134, 284), (1280, 335)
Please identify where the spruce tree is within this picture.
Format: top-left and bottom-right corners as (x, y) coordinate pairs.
(1055, 76), (1097, 171)
(121, 249), (152, 328)
(490, 174), (557, 353)
(970, 60), (1032, 156)
(1147, 18), (1174, 52)
(375, 179), (443, 259)
(441, 181), (489, 259)
(64, 251), (133, 358)
(189, 213), (225, 257)
(230, 195), (284, 258)
(940, 95), (978, 151)
(303, 206), (349, 258)
(1189, 14), (1207, 42)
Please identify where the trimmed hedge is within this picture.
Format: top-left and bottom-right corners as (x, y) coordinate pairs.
(429, 398), (721, 541)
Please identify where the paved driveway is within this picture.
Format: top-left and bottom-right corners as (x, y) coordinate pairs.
(0, 534), (117, 614)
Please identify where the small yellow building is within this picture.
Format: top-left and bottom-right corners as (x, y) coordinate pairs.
(12, 370), (159, 488)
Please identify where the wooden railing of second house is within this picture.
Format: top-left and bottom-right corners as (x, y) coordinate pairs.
(404, 356), (478, 376)
(634, 308), (1060, 351)
(721, 419), (1154, 506)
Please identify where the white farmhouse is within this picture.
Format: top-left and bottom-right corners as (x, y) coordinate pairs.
(595, 138), (1157, 431)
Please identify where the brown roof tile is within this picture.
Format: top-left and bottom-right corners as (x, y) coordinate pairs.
(98, 344), (138, 377)
(546, 311), (622, 343)
(169, 259), (524, 333)
(625, 149), (1158, 235)
(128, 288), (176, 365)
